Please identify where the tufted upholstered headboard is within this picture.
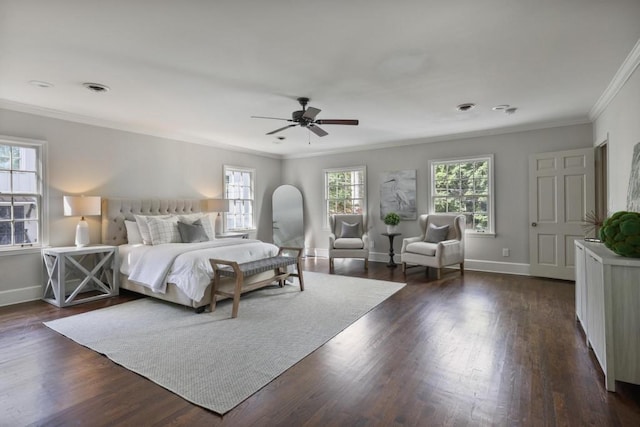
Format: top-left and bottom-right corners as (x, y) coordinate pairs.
(101, 198), (206, 246)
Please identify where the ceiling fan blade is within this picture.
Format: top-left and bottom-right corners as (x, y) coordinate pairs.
(315, 119), (359, 125)
(251, 115), (293, 121)
(266, 124), (297, 135)
(302, 107), (321, 120)
(308, 124), (328, 137)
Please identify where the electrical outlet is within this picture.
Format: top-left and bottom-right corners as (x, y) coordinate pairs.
(502, 248), (510, 257)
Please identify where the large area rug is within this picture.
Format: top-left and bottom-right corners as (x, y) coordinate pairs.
(44, 271), (405, 414)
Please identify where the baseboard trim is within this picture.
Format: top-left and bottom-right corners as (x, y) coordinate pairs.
(0, 285), (42, 307)
(308, 249), (531, 276)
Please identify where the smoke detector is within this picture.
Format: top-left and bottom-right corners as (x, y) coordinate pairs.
(83, 82), (110, 93)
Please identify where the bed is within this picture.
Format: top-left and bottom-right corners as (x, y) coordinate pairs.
(101, 198), (280, 310)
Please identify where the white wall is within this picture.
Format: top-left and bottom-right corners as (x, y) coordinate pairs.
(282, 123), (593, 271)
(593, 65), (640, 212)
(0, 109), (282, 305)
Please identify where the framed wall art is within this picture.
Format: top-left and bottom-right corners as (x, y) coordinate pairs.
(380, 169), (417, 220)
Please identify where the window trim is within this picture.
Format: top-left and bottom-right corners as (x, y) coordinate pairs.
(0, 135), (48, 254)
(428, 154), (495, 236)
(323, 165), (367, 229)
(223, 165), (256, 232)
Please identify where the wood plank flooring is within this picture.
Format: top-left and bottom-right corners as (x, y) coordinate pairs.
(1, 259), (640, 426)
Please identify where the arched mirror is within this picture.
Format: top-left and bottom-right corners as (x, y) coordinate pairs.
(272, 185), (304, 249)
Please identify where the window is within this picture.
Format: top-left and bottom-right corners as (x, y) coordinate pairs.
(223, 165), (255, 231)
(0, 137), (47, 250)
(324, 166), (366, 226)
(429, 155), (494, 234)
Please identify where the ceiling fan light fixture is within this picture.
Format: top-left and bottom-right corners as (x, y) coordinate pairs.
(252, 97), (359, 138)
(83, 82), (110, 93)
(456, 103), (476, 112)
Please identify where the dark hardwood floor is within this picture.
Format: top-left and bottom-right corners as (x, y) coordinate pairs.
(2, 259), (640, 426)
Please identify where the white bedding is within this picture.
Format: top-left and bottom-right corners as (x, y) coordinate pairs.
(120, 239), (279, 301)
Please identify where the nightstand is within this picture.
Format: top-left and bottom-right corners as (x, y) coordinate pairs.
(42, 245), (119, 307)
(216, 232), (249, 239)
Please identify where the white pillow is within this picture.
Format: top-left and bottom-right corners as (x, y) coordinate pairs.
(134, 214), (171, 245)
(124, 220), (143, 245)
(146, 216), (181, 245)
(178, 213), (216, 240)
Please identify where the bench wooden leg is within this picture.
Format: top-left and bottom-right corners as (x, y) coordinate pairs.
(297, 257), (305, 291)
(231, 273), (244, 318)
(209, 271), (220, 313)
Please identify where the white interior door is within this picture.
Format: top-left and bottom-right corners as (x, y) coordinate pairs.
(529, 148), (594, 280)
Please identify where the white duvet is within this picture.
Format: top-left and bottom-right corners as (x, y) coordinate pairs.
(120, 239), (279, 301)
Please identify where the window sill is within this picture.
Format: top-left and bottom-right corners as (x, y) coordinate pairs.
(0, 246), (43, 256)
(465, 232), (496, 238)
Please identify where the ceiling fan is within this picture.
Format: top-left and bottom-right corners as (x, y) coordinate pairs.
(251, 97), (359, 137)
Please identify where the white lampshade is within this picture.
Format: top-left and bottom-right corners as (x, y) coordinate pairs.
(63, 196), (101, 247)
(205, 198), (230, 213)
(205, 199), (229, 235)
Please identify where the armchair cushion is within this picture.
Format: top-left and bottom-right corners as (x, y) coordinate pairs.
(425, 223), (450, 243)
(340, 221), (361, 238)
(334, 238), (365, 249)
(405, 242), (437, 256)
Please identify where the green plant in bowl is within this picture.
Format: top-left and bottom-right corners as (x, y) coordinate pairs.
(599, 211), (640, 257)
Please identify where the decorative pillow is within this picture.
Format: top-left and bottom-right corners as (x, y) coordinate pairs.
(177, 220), (209, 243)
(146, 216), (181, 245)
(425, 223), (450, 243)
(134, 214), (172, 245)
(178, 213), (216, 240)
(124, 220), (143, 245)
(340, 221), (360, 238)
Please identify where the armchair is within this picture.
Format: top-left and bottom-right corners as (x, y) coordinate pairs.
(329, 214), (369, 272)
(401, 213), (466, 279)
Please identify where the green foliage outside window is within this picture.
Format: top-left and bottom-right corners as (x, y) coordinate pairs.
(432, 159), (490, 232)
(325, 168), (365, 222)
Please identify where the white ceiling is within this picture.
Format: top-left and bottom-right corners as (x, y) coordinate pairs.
(1, 0), (640, 158)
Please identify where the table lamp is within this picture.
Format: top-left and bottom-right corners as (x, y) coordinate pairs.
(206, 199), (230, 235)
(63, 195), (102, 247)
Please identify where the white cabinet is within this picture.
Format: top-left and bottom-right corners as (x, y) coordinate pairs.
(574, 240), (640, 391)
(574, 242), (587, 331)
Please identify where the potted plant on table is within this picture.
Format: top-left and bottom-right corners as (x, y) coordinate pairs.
(384, 212), (401, 234)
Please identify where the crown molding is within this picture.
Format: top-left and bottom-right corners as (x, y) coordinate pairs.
(0, 99), (591, 161)
(589, 37), (640, 121)
(0, 99), (283, 160)
(281, 116), (591, 160)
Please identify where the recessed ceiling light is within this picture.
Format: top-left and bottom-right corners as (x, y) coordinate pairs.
(83, 82), (110, 93)
(504, 107), (518, 115)
(29, 80), (54, 88)
(492, 104), (510, 111)
(456, 103), (476, 112)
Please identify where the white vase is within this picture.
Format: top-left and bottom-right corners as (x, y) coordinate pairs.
(386, 224), (398, 234)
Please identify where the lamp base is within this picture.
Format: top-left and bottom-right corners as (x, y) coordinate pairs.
(75, 220), (90, 247)
(215, 213), (223, 235)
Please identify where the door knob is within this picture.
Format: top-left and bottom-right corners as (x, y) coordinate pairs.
(531, 222), (537, 227)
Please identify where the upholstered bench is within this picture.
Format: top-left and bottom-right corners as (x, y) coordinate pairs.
(209, 247), (304, 318)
